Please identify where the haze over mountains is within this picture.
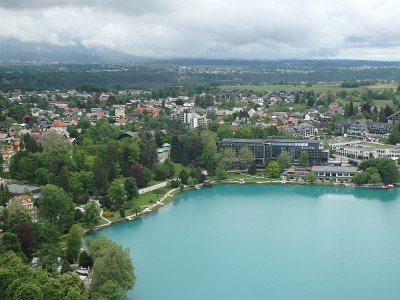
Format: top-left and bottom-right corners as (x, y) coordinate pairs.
(0, 38), (145, 64)
(2, 38), (400, 66)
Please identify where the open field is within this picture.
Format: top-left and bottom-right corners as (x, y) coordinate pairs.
(221, 83), (398, 93)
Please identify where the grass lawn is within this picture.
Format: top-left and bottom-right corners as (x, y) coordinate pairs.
(372, 99), (394, 108)
(221, 83), (398, 94)
(103, 186), (172, 222)
(147, 179), (164, 187)
(104, 211), (122, 223)
(360, 142), (395, 149)
(98, 218), (109, 225)
(135, 187), (170, 207)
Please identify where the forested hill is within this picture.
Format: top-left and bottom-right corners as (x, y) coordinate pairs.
(1, 60), (400, 91)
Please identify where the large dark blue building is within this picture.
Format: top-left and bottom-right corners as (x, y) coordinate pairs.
(219, 138), (328, 166)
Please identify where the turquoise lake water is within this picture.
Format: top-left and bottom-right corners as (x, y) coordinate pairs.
(92, 184), (400, 300)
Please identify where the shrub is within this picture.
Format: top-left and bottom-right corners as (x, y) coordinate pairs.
(169, 179), (180, 188)
(102, 210), (114, 218)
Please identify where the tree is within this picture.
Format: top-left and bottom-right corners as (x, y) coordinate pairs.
(222, 148), (237, 170)
(13, 282), (42, 300)
(170, 135), (183, 163)
(79, 251), (93, 268)
(42, 132), (72, 154)
(179, 169), (190, 185)
(383, 104), (394, 121)
(304, 172), (317, 183)
(349, 101), (354, 116)
(15, 222), (36, 259)
(37, 184), (74, 233)
(276, 151), (293, 169)
(107, 180), (127, 210)
(368, 172), (382, 186)
(66, 224), (83, 263)
(352, 172), (368, 185)
(1, 202), (32, 232)
(265, 161), (281, 178)
(89, 236), (136, 299)
(298, 151), (310, 166)
(238, 146), (256, 170)
(143, 167), (153, 186)
(130, 163), (145, 188)
(37, 243), (62, 274)
(139, 131), (157, 168)
(199, 140), (219, 175)
(23, 133), (42, 153)
(378, 159), (399, 184)
(153, 163), (171, 181)
(83, 202), (100, 230)
(32, 222), (60, 250)
(93, 158), (109, 195)
(124, 177), (138, 201)
(57, 165), (70, 192)
(248, 161), (257, 175)
(360, 159), (399, 184)
(2, 232), (21, 253)
(215, 161), (227, 180)
(388, 127), (400, 145)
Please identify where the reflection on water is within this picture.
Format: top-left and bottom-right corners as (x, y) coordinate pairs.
(91, 183), (400, 300)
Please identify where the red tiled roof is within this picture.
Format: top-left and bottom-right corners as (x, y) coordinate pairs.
(50, 120), (66, 127)
(134, 107), (160, 114)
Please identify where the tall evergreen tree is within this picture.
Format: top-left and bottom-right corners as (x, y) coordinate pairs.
(139, 132), (157, 168)
(170, 135), (183, 163)
(349, 101), (354, 116)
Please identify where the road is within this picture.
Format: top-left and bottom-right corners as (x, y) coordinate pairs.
(138, 181), (169, 194)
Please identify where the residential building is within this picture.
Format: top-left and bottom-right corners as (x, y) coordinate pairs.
(7, 194), (37, 220)
(284, 123), (316, 138)
(335, 119), (391, 138)
(173, 109), (207, 129)
(387, 111), (400, 124)
(157, 143), (171, 163)
(189, 115), (207, 129)
(114, 105), (126, 119)
(285, 167), (311, 181)
(49, 120), (67, 135)
(331, 140), (400, 159)
(134, 107), (160, 118)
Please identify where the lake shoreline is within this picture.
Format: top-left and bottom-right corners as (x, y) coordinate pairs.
(90, 179), (395, 233)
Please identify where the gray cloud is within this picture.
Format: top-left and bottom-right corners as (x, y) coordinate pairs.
(0, 0), (399, 60)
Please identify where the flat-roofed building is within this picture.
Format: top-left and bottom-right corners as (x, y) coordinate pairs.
(331, 140), (400, 159)
(219, 138), (328, 166)
(220, 138), (267, 166)
(311, 166), (358, 182)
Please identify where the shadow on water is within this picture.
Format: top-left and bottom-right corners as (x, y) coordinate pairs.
(92, 184), (400, 238)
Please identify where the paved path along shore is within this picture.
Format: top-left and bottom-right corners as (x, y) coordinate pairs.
(138, 181), (168, 194)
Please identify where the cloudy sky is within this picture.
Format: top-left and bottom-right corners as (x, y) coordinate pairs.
(0, 0), (399, 60)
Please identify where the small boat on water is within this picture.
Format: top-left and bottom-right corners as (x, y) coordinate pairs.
(372, 184), (395, 189)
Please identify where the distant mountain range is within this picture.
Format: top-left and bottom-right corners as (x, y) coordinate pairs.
(0, 38), (146, 64)
(1, 38), (400, 66)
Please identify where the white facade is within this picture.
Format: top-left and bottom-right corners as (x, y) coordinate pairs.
(114, 105), (126, 119)
(331, 140), (400, 159)
(190, 115), (207, 129)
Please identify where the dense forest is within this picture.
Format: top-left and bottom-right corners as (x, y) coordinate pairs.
(1, 60), (400, 91)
